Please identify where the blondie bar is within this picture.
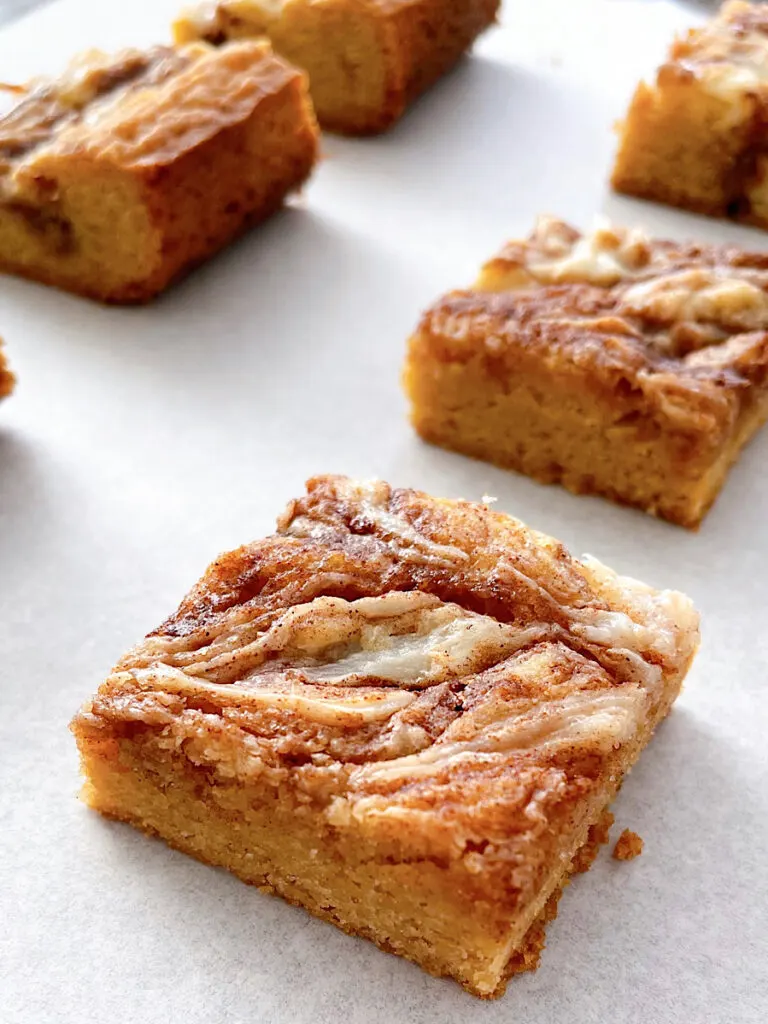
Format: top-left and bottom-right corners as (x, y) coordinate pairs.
(404, 217), (768, 527)
(613, 1), (768, 227)
(72, 475), (699, 996)
(0, 40), (317, 302)
(174, 0), (499, 134)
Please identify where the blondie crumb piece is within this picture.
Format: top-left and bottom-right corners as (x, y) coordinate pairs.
(0, 337), (15, 402)
(613, 829), (644, 861)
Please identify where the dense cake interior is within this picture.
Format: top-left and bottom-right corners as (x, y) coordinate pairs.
(73, 477), (699, 995)
(406, 217), (768, 526)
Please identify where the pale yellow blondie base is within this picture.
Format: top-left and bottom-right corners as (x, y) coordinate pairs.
(405, 348), (768, 530)
(75, 679), (677, 998)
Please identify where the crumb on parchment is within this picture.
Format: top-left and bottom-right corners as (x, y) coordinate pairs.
(613, 829), (644, 861)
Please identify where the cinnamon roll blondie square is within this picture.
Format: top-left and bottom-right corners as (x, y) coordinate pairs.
(173, 0), (500, 134)
(0, 40), (318, 303)
(613, 1), (768, 227)
(0, 337), (15, 402)
(71, 475), (699, 997)
(404, 217), (768, 528)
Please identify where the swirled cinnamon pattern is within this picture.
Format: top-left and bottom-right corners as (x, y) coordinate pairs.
(76, 476), (698, 872)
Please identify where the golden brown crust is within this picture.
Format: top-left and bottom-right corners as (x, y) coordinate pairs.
(0, 337), (15, 402)
(405, 218), (768, 527)
(612, 2), (768, 226)
(477, 217), (768, 387)
(174, 0), (500, 134)
(0, 41), (318, 302)
(85, 766), (612, 998)
(0, 47), (192, 178)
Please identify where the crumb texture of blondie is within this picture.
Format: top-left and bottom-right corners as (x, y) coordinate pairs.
(72, 475), (699, 997)
(0, 337), (15, 402)
(0, 40), (318, 302)
(612, 1), (768, 227)
(613, 829), (644, 861)
(173, 0), (500, 134)
(404, 216), (768, 528)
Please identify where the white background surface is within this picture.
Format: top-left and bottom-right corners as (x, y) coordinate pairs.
(1, 1), (767, 1022)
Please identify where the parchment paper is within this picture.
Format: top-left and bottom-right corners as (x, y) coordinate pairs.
(1, 2), (766, 1021)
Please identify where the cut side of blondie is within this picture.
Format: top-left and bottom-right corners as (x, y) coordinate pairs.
(173, 0), (500, 134)
(404, 217), (768, 528)
(612, 1), (768, 227)
(71, 475), (699, 997)
(0, 40), (318, 303)
(0, 337), (15, 402)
